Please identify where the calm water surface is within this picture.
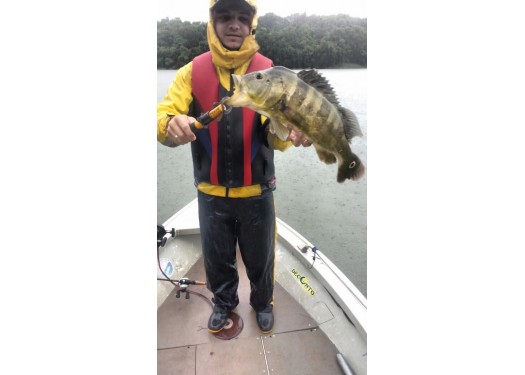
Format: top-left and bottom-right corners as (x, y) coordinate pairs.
(157, 69), (367, 296)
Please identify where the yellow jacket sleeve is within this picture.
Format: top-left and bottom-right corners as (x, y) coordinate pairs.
(272, 136), (293, 151)
(157, 62), (194, 145)
(260, 115), (292, 152)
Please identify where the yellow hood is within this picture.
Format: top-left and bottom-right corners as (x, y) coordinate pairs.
(207, 0), (260, 69)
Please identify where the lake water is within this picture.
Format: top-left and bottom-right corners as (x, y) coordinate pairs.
(157, 69), (367, 297)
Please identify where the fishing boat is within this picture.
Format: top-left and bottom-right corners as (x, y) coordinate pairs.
(157, 198), (367, 374)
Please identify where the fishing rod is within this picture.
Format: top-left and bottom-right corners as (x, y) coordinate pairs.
(156, 277), (206, 286)
(189, 96), (232, 133)
(157, 225), (212, 307)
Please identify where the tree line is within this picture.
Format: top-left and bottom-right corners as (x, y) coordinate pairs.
(157, 13), (367, 70)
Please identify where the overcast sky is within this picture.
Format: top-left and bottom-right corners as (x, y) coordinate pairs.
(157, 0), (367, 22)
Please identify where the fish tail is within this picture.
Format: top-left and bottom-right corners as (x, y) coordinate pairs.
(337, 154), (365, 183)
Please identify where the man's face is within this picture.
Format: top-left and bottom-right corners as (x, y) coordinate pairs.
(213, 7), (253, 51)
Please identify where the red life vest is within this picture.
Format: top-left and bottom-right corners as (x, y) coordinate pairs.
(191, 52), (273, 186)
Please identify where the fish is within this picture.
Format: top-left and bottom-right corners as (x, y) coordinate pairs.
(225, 66), (365, 183)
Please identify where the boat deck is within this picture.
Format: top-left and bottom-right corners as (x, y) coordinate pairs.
(158, 253), (346, 375)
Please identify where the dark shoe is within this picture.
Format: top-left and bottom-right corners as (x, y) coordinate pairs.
(208, 305), (230, 333)
(256, 306), (274, 333)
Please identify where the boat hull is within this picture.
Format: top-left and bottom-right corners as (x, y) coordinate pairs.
(157, 199), (367, 374)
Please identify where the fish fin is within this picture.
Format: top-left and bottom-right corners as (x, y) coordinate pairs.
(297, 69), (363, 142)
(269, 119), (291, 141)
(297, 69), (340, 105)
(313, 145), (337, 165)
(340, 107), (363, 141)
(337, 153), (365, 183)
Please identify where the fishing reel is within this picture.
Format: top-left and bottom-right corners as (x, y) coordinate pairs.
(176, 278), (191, 299)
(175, 278), (198, 299)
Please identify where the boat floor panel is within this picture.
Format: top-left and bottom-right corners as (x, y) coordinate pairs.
(157, 346), (196, 375)
(263, 329), (343, 374)
(196, 335), (267, 374)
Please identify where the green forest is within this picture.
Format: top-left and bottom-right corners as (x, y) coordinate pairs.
(157, 13), (367, 70)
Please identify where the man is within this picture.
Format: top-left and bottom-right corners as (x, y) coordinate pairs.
(157, 0), (310, 334)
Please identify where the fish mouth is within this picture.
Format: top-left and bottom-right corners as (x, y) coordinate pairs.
(231, 74), (242, 90)
(225, 75), (252, 107)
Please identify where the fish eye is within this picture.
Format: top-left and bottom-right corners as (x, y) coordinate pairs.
(256, 73), (263, 80)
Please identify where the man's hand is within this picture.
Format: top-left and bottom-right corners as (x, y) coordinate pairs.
(288, 126), (313, 147)
(167, 115), (197, 145)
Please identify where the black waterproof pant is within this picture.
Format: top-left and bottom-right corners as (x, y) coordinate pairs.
(198, 190), (276, 312)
